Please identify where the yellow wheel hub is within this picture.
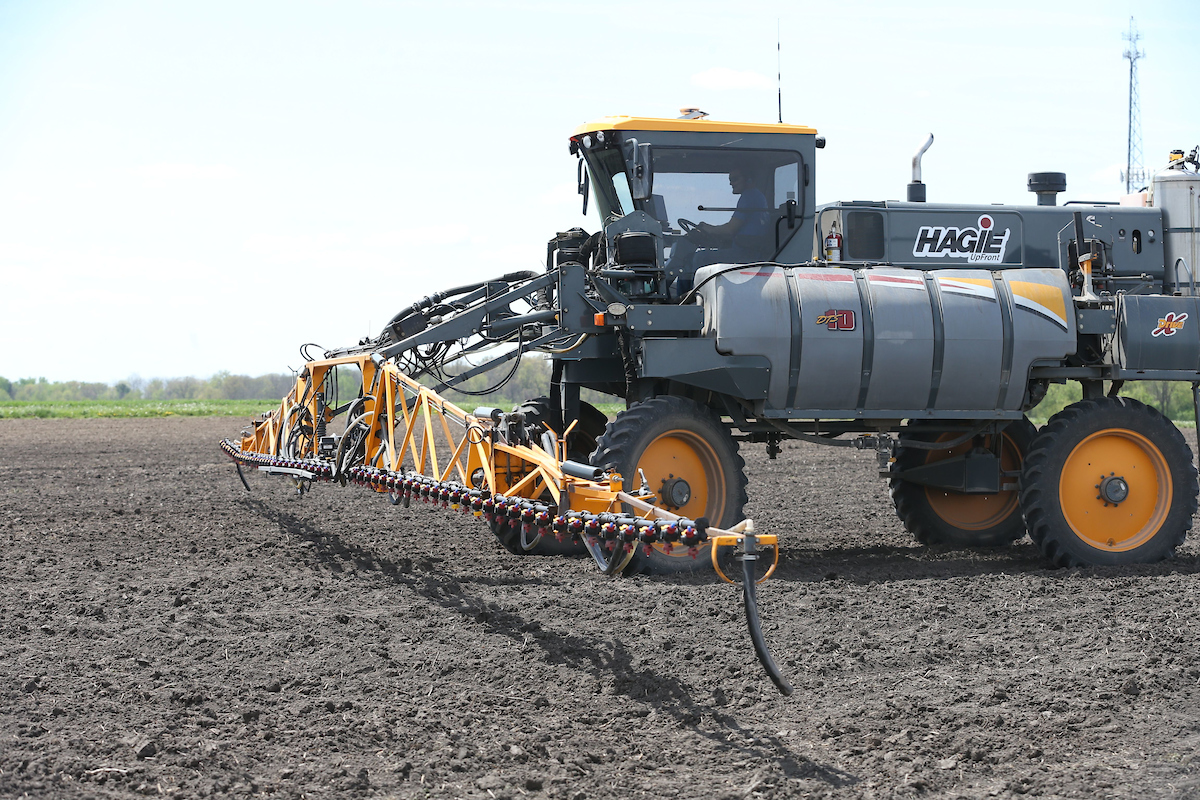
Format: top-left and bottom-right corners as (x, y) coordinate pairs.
(636, 428), (725, 529)
(925, 432), (1021, 531)
(1059, 428), (1171, 551)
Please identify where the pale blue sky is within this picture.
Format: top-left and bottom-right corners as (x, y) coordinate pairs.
(2, 0), (1197, 382)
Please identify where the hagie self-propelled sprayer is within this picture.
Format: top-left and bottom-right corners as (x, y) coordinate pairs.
(223, 112), (1200, 693)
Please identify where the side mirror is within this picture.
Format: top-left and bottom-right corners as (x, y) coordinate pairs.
(623, 138), (654, 201)
(577, 158), (590, 215)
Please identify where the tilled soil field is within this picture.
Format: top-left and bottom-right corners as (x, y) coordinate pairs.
(3, 417), (1200, 799)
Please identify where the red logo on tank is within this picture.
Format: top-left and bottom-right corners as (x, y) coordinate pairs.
(1152, 311), (1188, 337)
(816, 309), (856, 331)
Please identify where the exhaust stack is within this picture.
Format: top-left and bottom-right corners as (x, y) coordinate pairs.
(907, 133), (934, 202)
(1027, 172), (1067, 206)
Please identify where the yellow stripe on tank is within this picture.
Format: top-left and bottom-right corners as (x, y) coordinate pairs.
(1009, 281), (1068, 329)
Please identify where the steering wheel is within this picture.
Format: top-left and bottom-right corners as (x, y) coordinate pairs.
(677, 218), (700, 234)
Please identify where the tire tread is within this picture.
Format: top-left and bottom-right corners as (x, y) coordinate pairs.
(1019, 396), (1197, 567)
(590, 396), (748, 574)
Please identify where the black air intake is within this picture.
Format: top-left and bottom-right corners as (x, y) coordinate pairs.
(1028, 172), (1066, 206)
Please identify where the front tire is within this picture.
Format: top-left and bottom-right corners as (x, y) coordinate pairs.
(590, 396), (748, 574)
(1020, 397), (1197, 567)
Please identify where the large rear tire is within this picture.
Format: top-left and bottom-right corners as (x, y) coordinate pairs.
(1020, 397), (1197, 567)
(890, 417), (1036, 548)
(590, 396), (748, 574)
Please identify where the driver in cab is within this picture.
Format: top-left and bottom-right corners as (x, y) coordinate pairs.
(689, 167), (770, 262)
(668, 167), (772, 287)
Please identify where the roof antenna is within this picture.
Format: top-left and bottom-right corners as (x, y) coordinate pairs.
(776, 19), (783, 124)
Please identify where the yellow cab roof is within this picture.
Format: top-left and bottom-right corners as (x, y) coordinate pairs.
(572, 115), (817, 137)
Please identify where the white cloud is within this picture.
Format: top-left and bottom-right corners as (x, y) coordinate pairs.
(690, 67), (772, 92)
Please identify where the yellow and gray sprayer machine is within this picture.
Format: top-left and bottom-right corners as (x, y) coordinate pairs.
(223, 114), (1200, 693)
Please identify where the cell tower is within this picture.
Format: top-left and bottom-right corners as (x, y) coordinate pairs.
(1121, 17), (1146, 193)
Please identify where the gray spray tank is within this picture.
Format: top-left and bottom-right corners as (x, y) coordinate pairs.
(695, 265), (1076, 419)
(1150, 162), (1200, 294)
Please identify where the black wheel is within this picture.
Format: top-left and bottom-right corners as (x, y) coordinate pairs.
(590, 396), (748, 574)
(282, 406), (317, 460)
(1020, 397), (1197, 567)
(514, 396), (608, 462)
(890, 417), (1036, 548)
(335, 401), (371, 477)
(488, 397), (608, 557)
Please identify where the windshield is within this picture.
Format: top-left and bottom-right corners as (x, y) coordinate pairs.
(580, 142), (803, 266)
(646, 148), (800, 229)
(647, 147), (803, 265)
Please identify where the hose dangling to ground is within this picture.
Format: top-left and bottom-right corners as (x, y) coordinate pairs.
(740, 526), (794, 696)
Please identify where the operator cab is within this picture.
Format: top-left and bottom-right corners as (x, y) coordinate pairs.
(570, 115), (819, 295)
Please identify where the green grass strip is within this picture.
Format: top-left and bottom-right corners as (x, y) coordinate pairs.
(0, 399), (281, 419)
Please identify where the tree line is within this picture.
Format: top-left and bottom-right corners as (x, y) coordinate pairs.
(0, 357), (611, 410)
(0, 373), (299, 403)
(4, 365), (1192, 423)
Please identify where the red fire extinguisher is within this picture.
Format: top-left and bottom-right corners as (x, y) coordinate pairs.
(824, 229), (843, 262)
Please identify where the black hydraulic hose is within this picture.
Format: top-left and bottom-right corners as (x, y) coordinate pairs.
(616, 328), (638, 398)
(437, 329), (526, 397)
(485, 308), (558, 337)
(679, 261), (789, 305)
(767, 419), (856, 448)
(235, 462), (251, 492)
(896, 421), (992, 451)
(741, 533), (793, 696)
(767, 419), (992, 453)
(385, 271), (539, 328)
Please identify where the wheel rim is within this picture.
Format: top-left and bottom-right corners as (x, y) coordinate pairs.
(925, 432), (1021, 531)
(1059, 428), (1172, 551)
(635, 429), (726, 524)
